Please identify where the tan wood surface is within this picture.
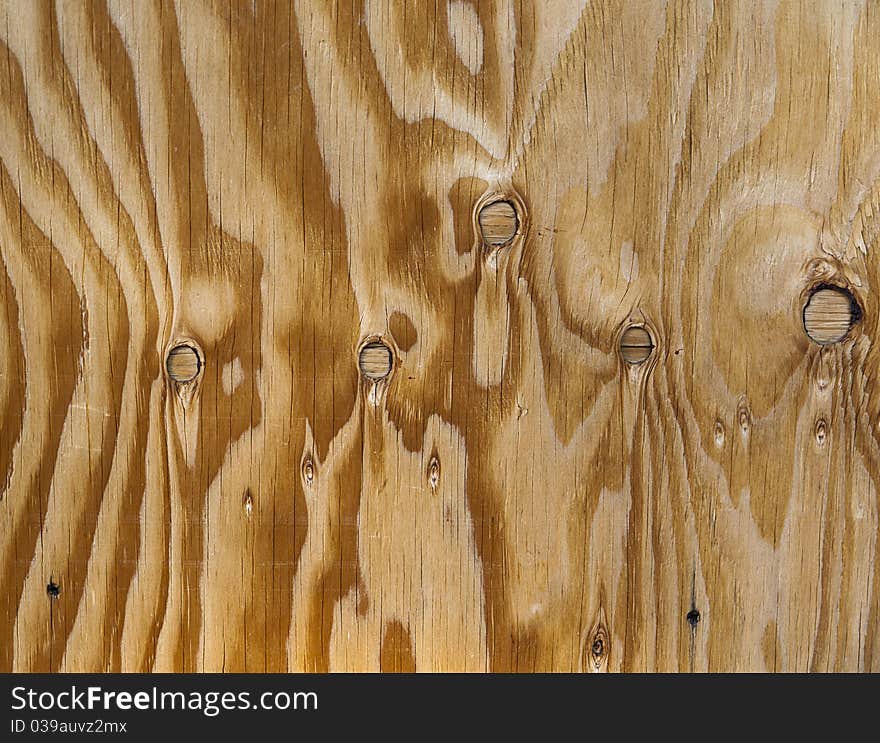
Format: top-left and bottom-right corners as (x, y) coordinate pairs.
(1, 0), (879, 673)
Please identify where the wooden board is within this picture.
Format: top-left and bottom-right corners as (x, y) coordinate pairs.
(1, 0), (879, 673)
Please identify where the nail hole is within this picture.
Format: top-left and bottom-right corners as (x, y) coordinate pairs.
(687, 608), (701, 628)
(803, 285), (860, 345)
(358, 340), (394, 381)
(47, 580), (60, 599)
(477, 199), (518, 248)
(166, 344), (202, 383)
(619, 326), (654, 364)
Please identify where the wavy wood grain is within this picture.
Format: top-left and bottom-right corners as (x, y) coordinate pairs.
(1, 0), (879, 672)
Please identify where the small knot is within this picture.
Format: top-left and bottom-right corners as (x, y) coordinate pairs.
(586, 623), (609, 671)
(686, 608), (701, 628)
(737, 398), (752, 435)
(46, 580), (60, 599)
(713, 420), (725, 447)
(302, 456), (315, 486)
(428, 456), (440, 490)
(814, 418), (827, 446)
(243, 490), (253, 516)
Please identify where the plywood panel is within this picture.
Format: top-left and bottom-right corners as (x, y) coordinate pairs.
(1, 0), (879, 672)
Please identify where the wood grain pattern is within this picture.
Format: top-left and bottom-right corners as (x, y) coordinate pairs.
(1, 0), (880, 673)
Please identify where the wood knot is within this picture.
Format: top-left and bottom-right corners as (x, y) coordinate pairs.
(46, 579), (60, 599)
(619, 325), (654, 365)
(737, 398), (752, 435)
(713, 420), (725, 447)
(358, 339), (394, 381)
(586, 624), (609, 671)
(687, 608), (701, 629)
(302, 456), (315, 486)
(428, 456), (441, 490)
(477, 199), (519, 248)
(803, 285), (860, 345)
(814, 418), (827, 446)
(243, 490), (253, 516)
(166, 343), (202, 384)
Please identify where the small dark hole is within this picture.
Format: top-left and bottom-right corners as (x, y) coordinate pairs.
(47, 580), (60, 599)
(686, 608), (700, 628)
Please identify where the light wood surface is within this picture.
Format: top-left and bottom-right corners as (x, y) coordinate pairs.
(478, 200), (519, 248)
(1, 0), (879, 673)
(166, 345), (202, 383)
(803, 287), (858, 345)
(619, 326), (655, 365)
(358, 341), (394, 381)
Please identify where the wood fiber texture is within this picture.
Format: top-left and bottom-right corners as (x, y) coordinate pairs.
(1, 0), (880, 673)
